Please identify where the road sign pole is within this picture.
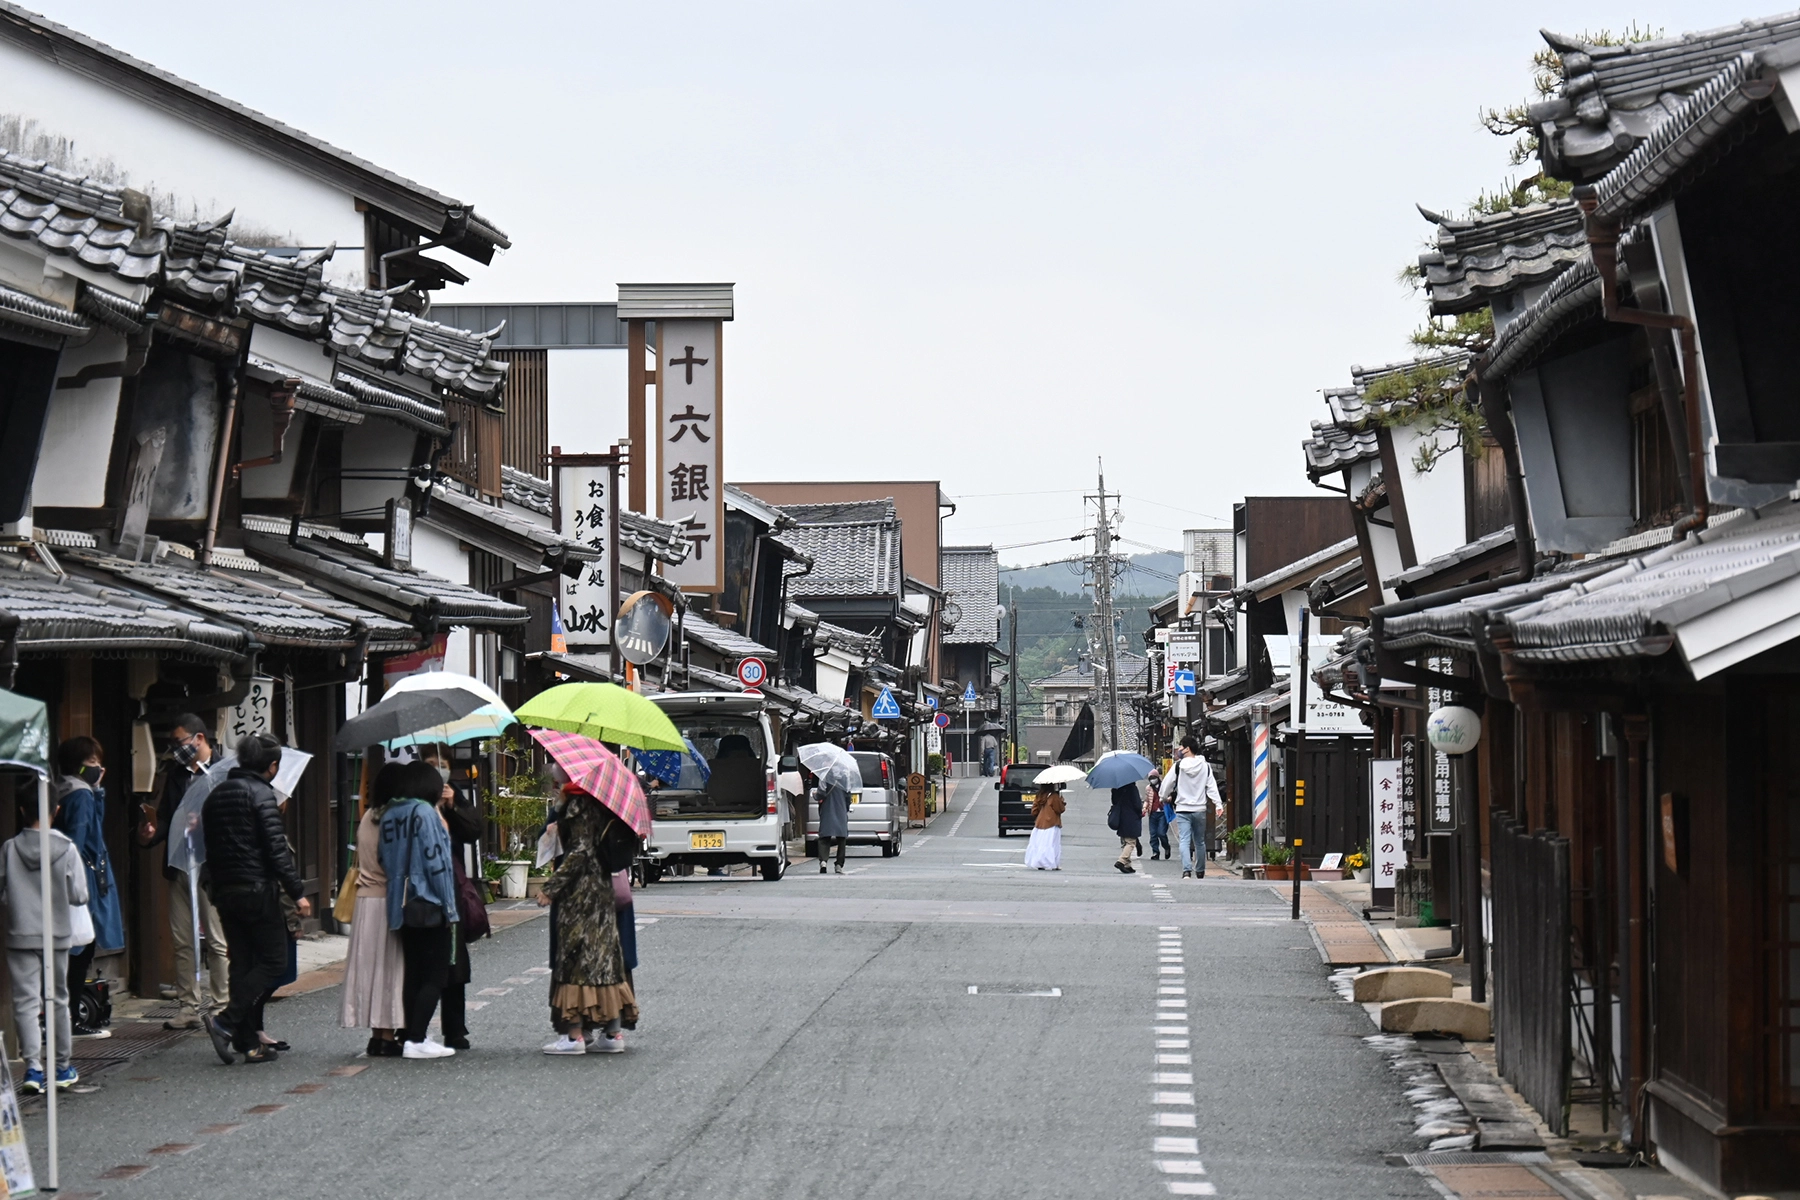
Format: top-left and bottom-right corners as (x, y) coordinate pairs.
(1293, 607), (1310, 921)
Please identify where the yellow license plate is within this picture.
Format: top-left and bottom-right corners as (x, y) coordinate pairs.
(850, 792), (861, 806)
(690, 831), (725, 850)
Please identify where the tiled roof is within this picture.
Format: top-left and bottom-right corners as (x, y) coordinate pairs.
(60, 546), (411, 650)
(778, 499), (902, 598)
(0, 148), (164, 285)
(0, 550), (241, 658)
(502, 467), (551, 515)
(1416, 201), (1586, 316)
(1306, 555), (1366, 612)
(1033, 651), (1149, 690)
(1498, 503), (1800, 675)
(681, 613), (776, 661)
(0, 280), (90, 339)
(1385, 526), (1518, 593)
(241, 527), (527, 628)
(814, 620), (882, 663)
(423, 484), (597, 570)
(1208, 684), (1291, 731)
(620, 511), (692, 566)
(940, 545), (999, 644)
(1303, 353), (1472, 483)
(1237, 537), (1360, 602)
(1531, 15), (1800, 182)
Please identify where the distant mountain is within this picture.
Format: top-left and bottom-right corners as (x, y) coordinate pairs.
(998, 552), (1182, 598)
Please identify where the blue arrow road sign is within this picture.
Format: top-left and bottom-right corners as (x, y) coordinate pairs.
(963, 681), (978, 703)
(871, 687), (902, 719)
(1173, 669), (1197, 696)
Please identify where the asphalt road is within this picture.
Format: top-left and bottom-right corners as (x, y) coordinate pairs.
(33, 778), (1437, 1200)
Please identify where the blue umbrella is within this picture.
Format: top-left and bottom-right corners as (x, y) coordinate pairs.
(636, 738), (712, 788)
(1086, 750), (1155, 789)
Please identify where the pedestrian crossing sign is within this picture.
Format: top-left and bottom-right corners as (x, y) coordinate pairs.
(963, 681), (978, 703)
(871, 687), (902, 719)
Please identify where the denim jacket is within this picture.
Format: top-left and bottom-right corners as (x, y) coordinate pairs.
(376, 800), (459, 931)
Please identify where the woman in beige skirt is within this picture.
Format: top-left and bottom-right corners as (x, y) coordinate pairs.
(340, 762), (406, 1056)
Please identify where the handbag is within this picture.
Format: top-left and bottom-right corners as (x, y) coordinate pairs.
(332, 866), (360, 925)
(454, 858), (490, 941)
(1106, 803), (1120, 832)
(68, 901), (95, 947)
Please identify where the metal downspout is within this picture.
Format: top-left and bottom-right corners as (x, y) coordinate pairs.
(1575, 188), (1709, 538)
(201, 362), (241, 567)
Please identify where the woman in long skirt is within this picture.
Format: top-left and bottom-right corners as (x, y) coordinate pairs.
(1023, 785), (1065, 870)
(538, 786), (638, 1055)
(340, 763), (406, 1056)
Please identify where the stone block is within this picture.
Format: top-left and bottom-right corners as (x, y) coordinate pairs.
(1352, 966), (1454, 1003)
(1380, 997), (1492, 1041)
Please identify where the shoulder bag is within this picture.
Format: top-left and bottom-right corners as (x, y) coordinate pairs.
(400, 804), (446, 929)
(331, 866), (360, 925)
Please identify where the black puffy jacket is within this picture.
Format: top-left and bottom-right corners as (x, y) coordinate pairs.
(201, 768), (304, 899)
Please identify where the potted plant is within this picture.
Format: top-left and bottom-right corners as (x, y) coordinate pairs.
(1261, 842), (1294, 880)
(1227, 825), (1256, 862)
(483, 734), (549, 899)
(1344, 845), (1370, 884)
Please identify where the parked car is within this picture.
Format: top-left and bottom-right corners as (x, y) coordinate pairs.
(640, 692), (788, 882)
(995, 762), (1047, 836)
(805, 750), (904, 858)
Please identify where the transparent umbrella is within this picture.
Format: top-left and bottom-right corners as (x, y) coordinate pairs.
(797, 742), (860, 795)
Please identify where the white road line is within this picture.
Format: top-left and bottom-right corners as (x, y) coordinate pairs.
(1153, 1137), (1199, 1155)
(1154, 1092), (1195, 1105)
(898, 835), (931, 856)
(1152, 928), (1209, 1198)
(1155, 1112), (1198, 1127)
(1166, 1183), (1217, 1196)
(947, 784), (980, 837)
(1157, 1160), (1207, 1174)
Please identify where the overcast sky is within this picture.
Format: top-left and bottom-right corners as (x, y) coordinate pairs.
(36, 1), (1753, 565)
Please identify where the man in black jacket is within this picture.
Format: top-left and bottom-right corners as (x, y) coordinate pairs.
(138, 714), (231, 1030)
(200, 734), (310, 1064)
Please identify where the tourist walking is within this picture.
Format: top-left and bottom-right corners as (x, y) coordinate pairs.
(201, 734), (310, 1064)
(1158, 736), (1221, 879)
(816, 770), (849, 875)
(379, 761), (460, 1061)
(341, 762), (406, 1057)
(0, 792), (86, 1093)
(1110, 781), (1143, 874)
(139, 715), (231, 1030)
(538, 770), (638, 1056)
(1022, 784), (1064, 870)
(52, 736), (122, 1036)
(1146, 770), (1171, 860)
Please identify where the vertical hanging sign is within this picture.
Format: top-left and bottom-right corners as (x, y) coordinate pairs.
(658, 318), (724, 592)
(1370, 758), (1403, 902)
(552, 452), (621, 652)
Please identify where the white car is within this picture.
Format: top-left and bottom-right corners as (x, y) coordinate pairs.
(640, 692), (789, 882)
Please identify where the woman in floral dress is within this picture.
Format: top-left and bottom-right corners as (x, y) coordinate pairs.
(537, 783), (638, 1055)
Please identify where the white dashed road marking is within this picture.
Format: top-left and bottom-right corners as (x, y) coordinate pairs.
(1150, 929), (1213, 1196)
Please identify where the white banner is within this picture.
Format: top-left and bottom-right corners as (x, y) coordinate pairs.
(657, 318), (723, 592)
(926, 725), (941, 754)
(1290, 628), (1364, 734)
(222, 676), (275, 746)
(1166, 632), (1200, 663)
(1371, 758), (1404, 886)
(556, 460), (617, 647)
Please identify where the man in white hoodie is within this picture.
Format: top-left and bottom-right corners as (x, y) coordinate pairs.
(1158, 735), (1220, 879)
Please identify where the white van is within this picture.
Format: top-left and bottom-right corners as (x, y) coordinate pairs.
(641, 692), (788, 882)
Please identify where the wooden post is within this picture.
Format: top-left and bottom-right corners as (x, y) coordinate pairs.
(627, 321), (648, 513)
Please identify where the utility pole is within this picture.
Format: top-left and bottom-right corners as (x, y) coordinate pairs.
(1088, 459), (1122, 751)
(1008, 589), (1020, 760)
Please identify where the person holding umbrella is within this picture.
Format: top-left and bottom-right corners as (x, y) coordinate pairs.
(527, 730), (647, 1056)
(1022, 783), (1065, 870)
(796, 743), (858, 875)
(378, 760), (460, 1060)
(1109, 781), (1144, 874)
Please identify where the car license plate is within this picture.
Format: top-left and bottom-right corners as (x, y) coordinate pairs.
(850, 791), (861, 806)
(690, 831), (725, 850)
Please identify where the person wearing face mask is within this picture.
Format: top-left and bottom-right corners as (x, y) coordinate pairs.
(53, 737), (123, 1037)
(200, 734), (310, 1064)
(138, 715), (232, 1030)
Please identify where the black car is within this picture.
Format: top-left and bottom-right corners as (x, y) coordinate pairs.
(994, 762), (1047, 835)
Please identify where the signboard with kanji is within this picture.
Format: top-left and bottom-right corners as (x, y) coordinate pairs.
(1370, 757), (1404, 903)
(657, 318), (724, 592)
(552, 455), (620, 650)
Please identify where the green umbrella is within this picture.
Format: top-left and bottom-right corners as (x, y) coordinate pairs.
(514, 682), (686, 752)
(0, 686), (50, 775)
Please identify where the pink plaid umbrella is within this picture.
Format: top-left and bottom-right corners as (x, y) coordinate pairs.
(527, 728), (652, 838)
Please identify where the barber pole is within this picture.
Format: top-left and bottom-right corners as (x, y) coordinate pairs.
(1251, 709), (1271, 829)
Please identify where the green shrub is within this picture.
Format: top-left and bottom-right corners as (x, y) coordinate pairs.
(1227, 825), (1255, 849)
(926, 752), (944, 775)
(1261, 843), (1294, 866)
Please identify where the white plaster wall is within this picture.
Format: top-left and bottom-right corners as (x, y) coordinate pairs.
(1392, 420), (1469, 563)
(409, 519), (471, 677)
(32, 331), (127, 509)
(0, 40), (366, 285)
(1365, 513), (1406, 606)
(547, 348), (627, 457)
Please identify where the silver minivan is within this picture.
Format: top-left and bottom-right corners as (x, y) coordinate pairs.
(641, 692), (789, 882)
(805, 750), (903, 858)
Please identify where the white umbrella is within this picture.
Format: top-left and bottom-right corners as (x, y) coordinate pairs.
(796, 742), (860, 795)
(1034, 764), (1086, 787)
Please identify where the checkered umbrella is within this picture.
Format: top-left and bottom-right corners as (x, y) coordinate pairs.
(528, 728), (652, 838)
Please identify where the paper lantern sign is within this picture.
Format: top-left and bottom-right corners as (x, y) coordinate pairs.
(1426, 706), (1482, 755)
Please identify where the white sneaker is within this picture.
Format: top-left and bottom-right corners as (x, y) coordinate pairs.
(542, 1035), (587, 1056)
(592, 1033), (625, 1054)
(402, 1040), (455, 1059)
